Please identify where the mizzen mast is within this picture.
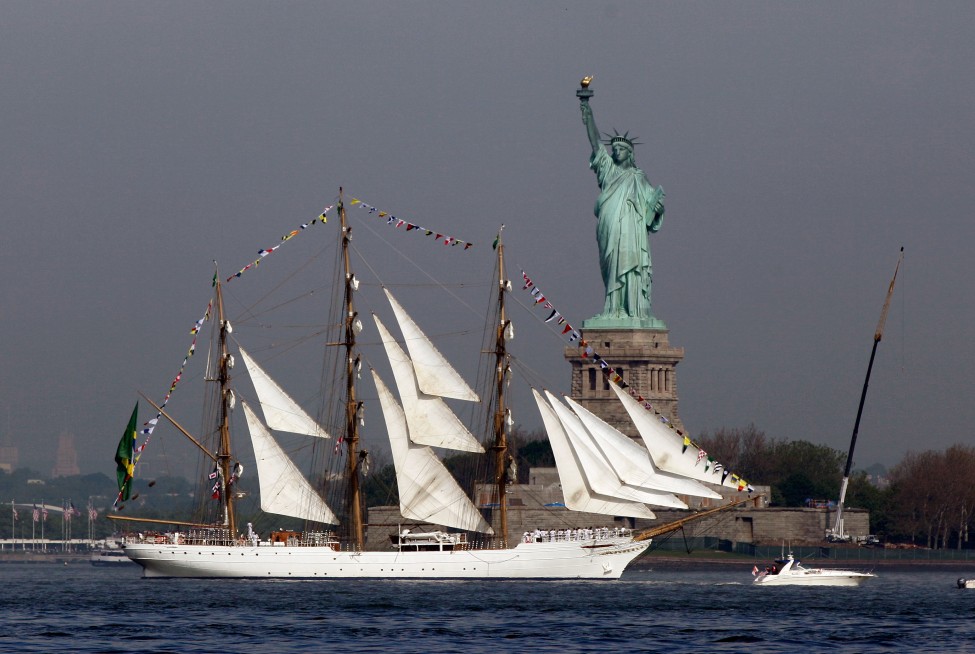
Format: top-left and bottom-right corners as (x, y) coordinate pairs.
(829, 247), (903, 541)
(339, 188), (365, 550)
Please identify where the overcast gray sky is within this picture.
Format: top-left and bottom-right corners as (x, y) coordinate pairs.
(2, 1), (972, 478)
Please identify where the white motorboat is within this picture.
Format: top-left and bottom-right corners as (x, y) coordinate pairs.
(957, 578), (975, 589)
(90, 549), (137, 566)
(752, 552), (876, 586)
(752, 553), (874, 586)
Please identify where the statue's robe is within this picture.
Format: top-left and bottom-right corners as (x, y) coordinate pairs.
(590, 146), (665, 319)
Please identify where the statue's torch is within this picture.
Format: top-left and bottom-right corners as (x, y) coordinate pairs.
(577, 76), (594, 102)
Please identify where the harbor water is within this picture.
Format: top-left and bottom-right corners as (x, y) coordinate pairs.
(2, 561), (975, 653)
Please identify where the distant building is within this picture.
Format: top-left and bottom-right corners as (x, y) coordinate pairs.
(0, 431), (18, 473)
(51, 431), (81, 478)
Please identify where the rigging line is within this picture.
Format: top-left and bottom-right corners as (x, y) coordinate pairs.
(351, 212), (494, 318)
(223, 243), (334, 325)
(313, 230), (351, 452)
(363, 281), (486, 289)
(246, 319), (342, 331)
(507, 351), (566, 397)
(383, 319), (480, 344)
(231, 327), (333, 364)
(490, 292), (577, 395)
(353, 289), (484, 364)
(232, 287), (333, 323)
(506, 278), (576, 338)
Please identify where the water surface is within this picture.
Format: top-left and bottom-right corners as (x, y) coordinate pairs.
(2, 562), (974, 653)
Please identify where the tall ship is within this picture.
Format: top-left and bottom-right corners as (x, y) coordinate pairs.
(113, 189), (753, 579)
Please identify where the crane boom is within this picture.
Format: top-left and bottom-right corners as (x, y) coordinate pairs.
(829, 247), (903, 541)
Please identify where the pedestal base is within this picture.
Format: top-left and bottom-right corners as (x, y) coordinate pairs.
(565, 326), (684, 437)
(582, 315), (668, 330)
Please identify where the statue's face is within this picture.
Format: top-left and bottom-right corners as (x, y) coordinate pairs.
(612, 144), (631, 165)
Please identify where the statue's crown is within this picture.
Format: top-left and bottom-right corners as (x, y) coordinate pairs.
(603, 130), (639, 150)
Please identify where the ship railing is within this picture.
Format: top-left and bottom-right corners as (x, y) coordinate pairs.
(521, 527), (631, 543)
(181, 527), (235, 546)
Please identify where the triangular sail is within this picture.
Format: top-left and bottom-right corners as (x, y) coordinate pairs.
(564, 396), (721, 499)
(372, 370), (494, 534)
(545, 391), (687, 509)
(238, 346), (329, 439)
(532, 389), (655, 519)
(241, 401), (338, 524)
(384, 288), (479, 402)
(610, 383), (738, 488)
(374, 315), (483, 453)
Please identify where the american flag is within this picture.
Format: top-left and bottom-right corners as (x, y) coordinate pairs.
(32, 505), (39, 522)
(11, 505), (17, 521)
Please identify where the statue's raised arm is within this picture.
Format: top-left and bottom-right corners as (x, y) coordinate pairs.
(578, 77), (600, 155)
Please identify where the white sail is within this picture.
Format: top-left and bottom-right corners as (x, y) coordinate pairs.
(564, 396), (722, 499)
(610, 383), (737, 488)
(384, 288), (479, 402)
(237, 346), (329, 439)
(241, 401), (338, 524)
(545, 391), (687, 509)
(372, 370), (494, 534)
(532, 390), (655, 519)
(374, 315), (484, 453)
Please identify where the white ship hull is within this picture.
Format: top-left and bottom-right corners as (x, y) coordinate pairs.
(124, 537), (650, 580)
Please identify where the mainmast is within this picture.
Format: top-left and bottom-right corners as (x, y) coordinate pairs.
(214, 273), (237, 537)
(492, 227), (511, 545)
(339, 188), (365, 550)
(829, 247), (903, 541)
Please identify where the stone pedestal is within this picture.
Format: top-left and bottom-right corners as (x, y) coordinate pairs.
(564, 327), (684, 438)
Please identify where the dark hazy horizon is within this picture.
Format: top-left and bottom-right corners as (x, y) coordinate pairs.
(2, 2), (973, 478)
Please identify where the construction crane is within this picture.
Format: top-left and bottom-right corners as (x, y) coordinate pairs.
(827, 247), (904, 542)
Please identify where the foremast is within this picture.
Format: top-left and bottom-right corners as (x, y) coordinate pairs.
(214, 272), (237, 537)
(339, 188), (365, 550)
(492, 228), (511, 546)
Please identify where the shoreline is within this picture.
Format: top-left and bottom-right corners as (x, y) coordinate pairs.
(0, 552), (92, 564)
(637, 552), (975, 572)
(5, 550), (975, 573)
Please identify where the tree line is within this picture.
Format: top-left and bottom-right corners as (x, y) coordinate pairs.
(694, 425), (975, 549)
(4, 425), (971, 549)
(395, 424), (975, 550)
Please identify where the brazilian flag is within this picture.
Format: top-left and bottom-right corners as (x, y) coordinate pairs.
(115, 403), (139, 501)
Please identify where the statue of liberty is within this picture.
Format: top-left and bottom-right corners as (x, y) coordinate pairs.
(578, 78), (666, 329)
